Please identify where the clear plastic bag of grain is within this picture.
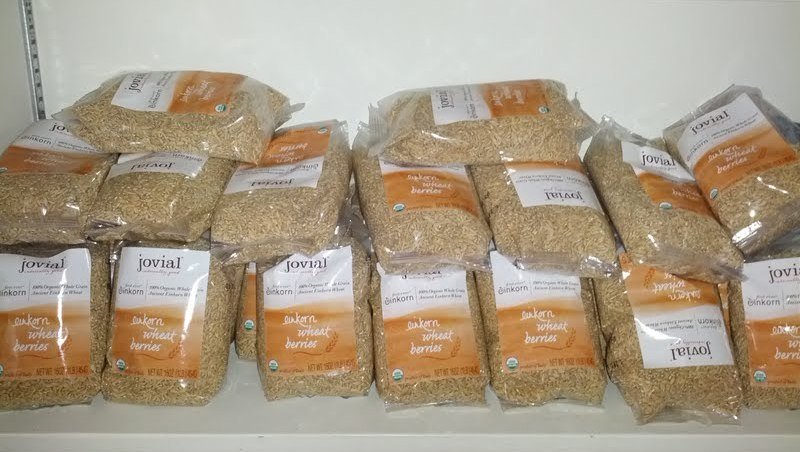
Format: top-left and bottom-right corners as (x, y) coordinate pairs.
(728, 250), (800, 409)
(0, 243), (110, 410)
(663, 86), (800, 256)
(102, 239), (242, 406)
(212, 120), (352, 264)
(57, 71), (296, 163)
(370, 265), (489, 408)
(586, 117), (743, 283)
(234, 262), (258, 360)
(475, 251), (606, 407)
(354, 129), (492, 273)
(471, 158), (617, 277)
(0, 119), (114, 245)
(255, 239), (372, 400)
(86, 152), (236, 242)
(593, 252), (742, 424)
(370, 79), (592, 165)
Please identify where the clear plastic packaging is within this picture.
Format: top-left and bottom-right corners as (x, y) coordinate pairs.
(255, 239), (373, 400)
(0, 119), (115, 245)
(592, 252), (742, 424)
(475, 251), (606, 407)
(211, 120), (352, 264)
(56, 71), (297, 163)
(86, 153), (236, 242)
(354, 128), (492, 273)
(585, 117), (743, 283)
(370, 266), (489, 409)
(471, 159), (617, 277)
(729, 250), (800, 409)
(102, 239), (242, 406)
(663, 85), (800, 256)
(234, 262), (258, 360)
(370, 79), (592, 165)
(0, 243), (110, 410)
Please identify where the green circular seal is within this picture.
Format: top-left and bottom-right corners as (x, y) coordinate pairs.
(268, 359), (279, 372)
(0, 364), (4, 378)
(393, 203), (405, 212)
(710, 188), (719, 200)
(115, 359), (127, 371)
(539, 105), (550, 114)
(215, 103), (227, 113)
(244, 319), (255, 331)
(754, 370), (767, 383)
(392, 368), (404, 382)
(506, 357), (519, 371)
(659, 202), (673, 211)
(318, 126), (329, 134)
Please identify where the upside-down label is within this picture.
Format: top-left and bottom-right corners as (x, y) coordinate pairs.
(676, 93), (798, 203)
(505, 160), (602, 210)
(430, 80), (549, 125)
(379, 160), (481, 217)
(620, 141), (712, 217)
(0, 119), (107, 175)
(262, 246), (356, 375)
(489, 252), (596, 373)
(107, 152), (208, 180)
(0, 249), (92, 381)
(109, 247), (209, 380)
(378, 265), (480, 383)
(621, 253), (733, 369)
(111, 71), (245, 114)
(224, 124), (332, 194)
(240, 263), (257, 334)
(740, 257), (800, 388)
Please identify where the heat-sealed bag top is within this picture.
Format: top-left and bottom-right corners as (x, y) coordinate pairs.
(58, 71), (295, 163)
(663, 86), (800, 255)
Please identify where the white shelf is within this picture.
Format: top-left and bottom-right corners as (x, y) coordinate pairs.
(1, 347), (798, 452)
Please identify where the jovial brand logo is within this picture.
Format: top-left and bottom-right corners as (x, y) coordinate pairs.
(18, 257), (66, 274)
(768, 263), (800, 284)
(125, 73), (148, 94)
(670, 341), (712, 362)
(434, 89), (455, 110)
(544, 189), (583, 202)
(137, 254), (182, 272)
(690, 110), (730, 135)
(283, 257), (327, 273)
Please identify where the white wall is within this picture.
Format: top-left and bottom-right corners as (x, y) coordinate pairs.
(0, 1), (35, 145)
(33, 0), (800, 140)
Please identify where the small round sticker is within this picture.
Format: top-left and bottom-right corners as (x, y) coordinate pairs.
(754, 370), (767, 383)
(0, 364), (4, 378)
(215, 104), (227, 113)
(243, 319), (255, 331)
(393, 203), (405, 212)
(115, 359), (127, 371)
(318, 126), (329, 134)
(538, 105), (550, 114)
(392, 368), (404, 381)
(659, 202), (673, 211)
(268, 359), (279, 372)
(0, 168), (7, 174)
(710, 188), (719, 200)
(505, 357), (519, 371)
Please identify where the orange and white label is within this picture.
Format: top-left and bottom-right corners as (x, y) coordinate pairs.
(262, 247), (356, 375)
(240, 263), (257, 334)
(111, 71), (245, 114)
(0, 249), (92, 381)
(620, 253), (733, 369)
(109, 247), (209, 380)
(676, 93), (798, 202)
(489, 252), (596, 373)
(224, 123), (334, 194)
(505, 160), (602, 210)
(0, 119), (107, 175)
(741, 257), (800, 388)
(379, 160), (481, 217)
(378, 265), (480, 384)
(430, 80), (549, 125)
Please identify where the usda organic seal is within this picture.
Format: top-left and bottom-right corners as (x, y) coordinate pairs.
(392, 368), (404, 381)
(754, 370), (767, 383)
(268, 359), (279, 372)
(215, 103), (227, 113)
(659, 202), (673, 211)
(393, 203), (405, 212)
(115, 359), (127, 371)
(244, 319), (255, 331)
(710, 188), (719, 200)
(506, 357), (519, 371)
(0, 363), (4, 378)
